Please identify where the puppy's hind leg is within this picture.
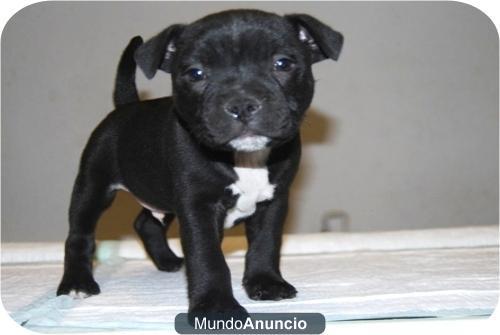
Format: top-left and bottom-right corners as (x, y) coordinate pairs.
(134, 209), (183, 272)
(57, 171), (116, 298)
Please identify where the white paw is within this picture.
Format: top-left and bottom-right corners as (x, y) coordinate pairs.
(68, 290), (91, 299)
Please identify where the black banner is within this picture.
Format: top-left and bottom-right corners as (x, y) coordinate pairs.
(175, 313), (326, 334)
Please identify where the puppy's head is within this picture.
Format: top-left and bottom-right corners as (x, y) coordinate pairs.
(135, 10), (343, 152)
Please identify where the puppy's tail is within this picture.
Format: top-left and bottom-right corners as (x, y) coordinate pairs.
(113, 36), (143, 107)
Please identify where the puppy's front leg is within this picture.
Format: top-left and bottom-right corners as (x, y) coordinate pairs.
(177, 203), (246, 315)
(243, 195), (297, 300)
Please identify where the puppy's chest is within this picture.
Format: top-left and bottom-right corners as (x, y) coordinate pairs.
(224, 151), (275, 228)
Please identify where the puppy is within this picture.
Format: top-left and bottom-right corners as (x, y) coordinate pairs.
(57, 9), (343, 315)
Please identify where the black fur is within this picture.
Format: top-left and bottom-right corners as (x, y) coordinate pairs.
(57, 9), (343, 316)
(113, 36), (143, 106)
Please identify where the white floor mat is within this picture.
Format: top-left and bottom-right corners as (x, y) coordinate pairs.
(1, 226), (498, 332)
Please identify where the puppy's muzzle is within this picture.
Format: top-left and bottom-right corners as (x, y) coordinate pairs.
(224, 97), (262, 122)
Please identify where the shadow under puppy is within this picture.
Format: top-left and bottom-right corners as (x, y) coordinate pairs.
(57, 9), (343, 315)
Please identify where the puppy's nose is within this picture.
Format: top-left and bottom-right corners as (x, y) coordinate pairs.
(224, 98), (262, 121)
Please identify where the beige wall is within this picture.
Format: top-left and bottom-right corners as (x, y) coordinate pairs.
(2, 2), (498, 241)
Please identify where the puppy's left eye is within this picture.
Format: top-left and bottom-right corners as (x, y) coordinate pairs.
(273, 57), (295, 72)
(184, 68), (205, 82)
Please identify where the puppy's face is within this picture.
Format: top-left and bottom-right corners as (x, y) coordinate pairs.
(135, 10), (343, 151)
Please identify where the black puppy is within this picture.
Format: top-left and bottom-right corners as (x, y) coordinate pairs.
(57, 9), (343, 315)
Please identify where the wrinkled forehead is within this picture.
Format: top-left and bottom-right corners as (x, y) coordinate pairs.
(176, 15), (302, 67)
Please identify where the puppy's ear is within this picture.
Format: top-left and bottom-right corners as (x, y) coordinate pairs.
(134, 24), (185, 79)
(285, 14), (343, 63)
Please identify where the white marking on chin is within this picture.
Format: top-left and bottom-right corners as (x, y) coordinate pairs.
(229, 135), (269, 152)
(224, 149), (275, 228)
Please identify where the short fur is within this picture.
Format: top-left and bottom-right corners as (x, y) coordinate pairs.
(57, 9), (343, 316)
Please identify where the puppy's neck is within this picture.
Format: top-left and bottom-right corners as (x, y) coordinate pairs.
(234, 148), (270, 168)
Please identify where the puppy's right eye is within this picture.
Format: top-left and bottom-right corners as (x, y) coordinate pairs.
(184, 68), (205, 82)
(273, 57), (295, 72)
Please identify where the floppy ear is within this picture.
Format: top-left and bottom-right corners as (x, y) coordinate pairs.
(285, 14), (343, 63)
(134, 24), (185, 79)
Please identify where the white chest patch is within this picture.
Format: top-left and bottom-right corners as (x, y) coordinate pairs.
(224, 149), (275, 228)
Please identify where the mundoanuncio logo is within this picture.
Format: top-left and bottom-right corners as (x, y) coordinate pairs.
(175, 313), (325, 334)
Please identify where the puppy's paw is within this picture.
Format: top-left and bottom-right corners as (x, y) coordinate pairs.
(188, 297), (248, 325)
(57, 272), (100, 298)
(154, 256), (184, 272)
(243, 274), (297, 300)
(190, 294), (247, 315)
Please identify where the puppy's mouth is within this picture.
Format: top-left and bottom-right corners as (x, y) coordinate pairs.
(228, 134), (270, 152)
